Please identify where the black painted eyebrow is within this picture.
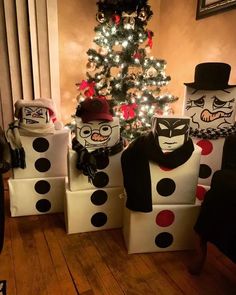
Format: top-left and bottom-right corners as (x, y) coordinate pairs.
(173, 119), (185, 127)
(25, 107), (35, 111)
(159, 119), (170, 127)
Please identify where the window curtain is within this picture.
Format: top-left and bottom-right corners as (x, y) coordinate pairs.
(0, 0), (61, 129)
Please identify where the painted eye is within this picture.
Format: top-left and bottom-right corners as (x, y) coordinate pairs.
(25, 110), (32, 116)
(158, 123), (168, 130)
(100, 125), (112, 136)
(213, 97), (226, 109)
(36, 108), (43, 115)
(193, 97), (205, 108)
(79, 126), (92, 138)
(175, 124), (186, 130)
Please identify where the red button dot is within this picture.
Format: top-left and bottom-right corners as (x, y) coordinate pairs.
(156, 210), (175, 227)
(196, 185), (207, 201)
(159, 165), (173, 171)
(196, 140), (213, 156)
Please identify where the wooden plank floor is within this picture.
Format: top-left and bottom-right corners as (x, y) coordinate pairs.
(1, 191), (236, 294)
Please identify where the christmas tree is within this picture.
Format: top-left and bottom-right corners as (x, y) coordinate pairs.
(76, 0), (178, 140)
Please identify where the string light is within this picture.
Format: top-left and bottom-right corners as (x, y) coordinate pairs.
(139, 111), (144, 116)
(122, 40), (128, 47)
(149, 109), (154, 114)
(79, 4), (177, 141)
(111, 26), (117, 34)
(115, 55), (120, 62)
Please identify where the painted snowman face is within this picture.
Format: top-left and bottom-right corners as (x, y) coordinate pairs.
(76, 117), (120, 151)
(184, 86), (236, 129)
(152, 116), (190, 151)
(21, 106), (50, 125)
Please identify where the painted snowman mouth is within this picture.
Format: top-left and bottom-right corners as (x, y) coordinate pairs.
(91, 133), (109, 142)
(163, 142), (177, 145)
(85, 136), (110, 148)
(200, 109), (233, 122)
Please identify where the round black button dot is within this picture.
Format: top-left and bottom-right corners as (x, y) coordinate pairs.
(155, 232), (173, 248)
(36, 199), (51, 212)
(156, 178), (176, 196)
(91, 190), (108, 205)
(96, 155), (109, 170)
(34, 158), (51, 172)
(91, 212), (107, 227)
(34, 180), (51, 194)
(92, 172), (109, 188)
(199, 164), (212, 179)
(32, 137), (49, 152)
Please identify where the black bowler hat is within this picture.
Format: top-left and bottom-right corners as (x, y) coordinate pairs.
(184, 62), (236, 90)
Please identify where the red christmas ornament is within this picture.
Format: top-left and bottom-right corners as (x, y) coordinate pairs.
(147, 30), (153, 49)
(112, 14), (121, 25)
(133, 52), (143, 60)
(79, 80), (96, 97)
(120, 103), (138, 120)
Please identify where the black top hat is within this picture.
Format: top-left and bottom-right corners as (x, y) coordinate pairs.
(184, 62), (236, 90)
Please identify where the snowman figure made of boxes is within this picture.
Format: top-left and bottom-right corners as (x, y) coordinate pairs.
(183, 62), (236, 202)
(65, 97), (124, 234)
(121, 115), (201, 253)
(6, 98), (69, 216)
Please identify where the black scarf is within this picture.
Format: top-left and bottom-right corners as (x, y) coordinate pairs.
(121, 132), (194, 212)
(72, 137), (124, 182)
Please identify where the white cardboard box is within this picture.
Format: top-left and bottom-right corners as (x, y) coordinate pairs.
(123, 201), (201, 254)
(9, 176), (66, 216)
(65, 186), (124, 234)
(150, 145), (201, 205)
(192, 137), (225, 186)
(68, 149), (123, 191)
(13, 129), (69, 179)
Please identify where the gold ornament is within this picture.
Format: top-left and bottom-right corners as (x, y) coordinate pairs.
(86, 61), (96, 72)
(122, 11), (137, 30)
(146, 66), (157, 78)
(96, 12), (106, 23)
(130, 73), (136, 80)
(99, 47), (108, 56)
(138, 9), (147, 22)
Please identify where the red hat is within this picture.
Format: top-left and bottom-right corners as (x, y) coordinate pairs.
(76, 97), (113, 122)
